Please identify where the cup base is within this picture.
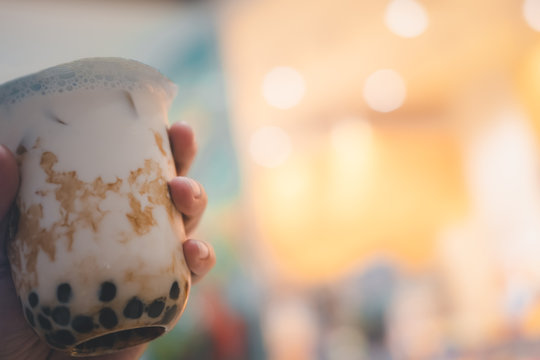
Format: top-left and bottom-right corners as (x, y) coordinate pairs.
(68, 326), (166, 356)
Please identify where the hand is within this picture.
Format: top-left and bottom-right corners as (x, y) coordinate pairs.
(0, 122), (215, 360)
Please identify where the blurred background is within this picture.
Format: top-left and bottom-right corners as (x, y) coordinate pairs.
(2, 0), (540, 358)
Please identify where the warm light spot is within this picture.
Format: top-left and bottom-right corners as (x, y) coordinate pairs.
(523, 0), (540, 32)
(464, 111), (540, 225)
(262, 67), (305, 109)
(249, 126), (292, 168)
(269, 166), (310, 203)
(384, 0), (429, 38)
(328, 117), (375, 223)
(331, 117), (373, 159)
(363, 69), (406, 112)
(464, 110), (540, 282)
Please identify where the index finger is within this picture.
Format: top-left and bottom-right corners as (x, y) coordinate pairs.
(168, 122), (197, 176)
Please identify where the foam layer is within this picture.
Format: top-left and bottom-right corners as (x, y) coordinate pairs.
(0, 58), (177, 106)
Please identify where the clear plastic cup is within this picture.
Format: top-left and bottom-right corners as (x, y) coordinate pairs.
(0, 58), (190, 356)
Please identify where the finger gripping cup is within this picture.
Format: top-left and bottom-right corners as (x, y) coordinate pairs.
(0, 58), (191, 356)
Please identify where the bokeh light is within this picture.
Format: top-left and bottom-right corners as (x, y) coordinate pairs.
(384, 0), (429, 38)
(331, 117), (373, 154)
(523, 0), (540, 31)
(249, 126), (292, 167)
(330, 117), (374, 180)
(262, 66), (305, 109)
(362, 69), (406, 112)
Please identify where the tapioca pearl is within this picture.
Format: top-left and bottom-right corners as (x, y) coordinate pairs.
(169, 281), (180, 300)
(52, 306), (71, 326)
(147, 298), (165, 318)
(72, 315), (94, 333)
(42, 306), (51, 316)
(99, 308), (118, 329)
(25, 307), (35, 327)
(98, 281), (116, 302)
(57, 283), (72, 303)
(161, 305), (178, 324)
(38, 314), (52, 330)
(50, 330), (76, 346)
(123, 297), (144, 319)
(28, 292), (39, 308)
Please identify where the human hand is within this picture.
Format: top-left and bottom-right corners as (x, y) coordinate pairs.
(0, 122), (215, 360)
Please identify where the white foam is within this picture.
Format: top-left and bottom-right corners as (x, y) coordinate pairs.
(0, 57), (176, 106)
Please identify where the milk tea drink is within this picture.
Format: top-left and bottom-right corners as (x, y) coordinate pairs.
(0, 58), (191, 356)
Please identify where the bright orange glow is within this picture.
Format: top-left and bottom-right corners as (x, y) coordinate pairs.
(517, 42), (540, 142)
(523, 300), (540, 337)
(250, 127), (469, 284)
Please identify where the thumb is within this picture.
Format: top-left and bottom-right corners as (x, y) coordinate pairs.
(0, 145), (19, 220)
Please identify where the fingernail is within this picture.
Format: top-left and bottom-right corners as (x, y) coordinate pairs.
(196, 241), (210, 260)
(0, 144), (14, 159)
(187, 178), (202, 199)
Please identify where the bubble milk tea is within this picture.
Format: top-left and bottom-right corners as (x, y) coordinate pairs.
(0, 58), (191, 356)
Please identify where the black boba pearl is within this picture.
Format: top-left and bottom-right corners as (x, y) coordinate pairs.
(169, 281), (180, 300)
(41, 306), (51, 316)
(72, 315), (94, 333)
(50, 329), (76, 346)
(147, 299), (165, 318)
(28, 292), (39, 308)
(161, 305), (178, 324)
(38, 314), (52, 330)
(25, 307), (35, 327)
(123, 297), (144, 319)
(52, 306), (71, 326)
(98, 281), (116, 302)
(99, 308), (118, 329)
(57, 283), (72, 303)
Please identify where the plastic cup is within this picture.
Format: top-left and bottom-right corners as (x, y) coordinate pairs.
(0, 58), (190, 356)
